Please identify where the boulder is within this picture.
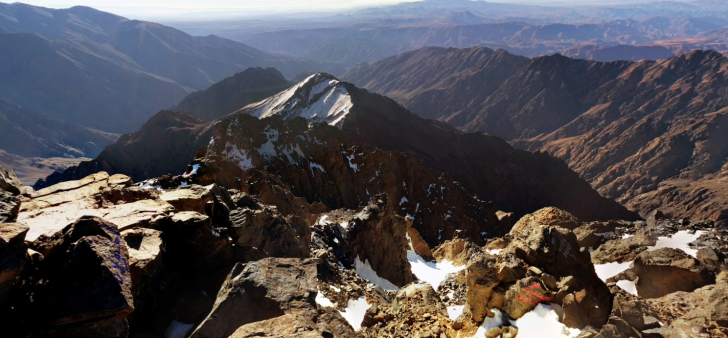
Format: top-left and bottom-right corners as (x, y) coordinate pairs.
(190, 258), (319, 338)
(464, 252), (500, 323)
(0, 222), (29, 303)
(503, 277), (554, 320)
(510, 207), (582, 233)
(122, 228), (169, 327)
(160, 183), (233, 225)
(0, 164), (23, 195)
(393, 283), (448, 317)
(160, 184), (214, 214)
(432, 238), (479, 267)
(504, 208), (611, 328)
(24, 216), (133, 334)
(462, 208), (611, 330)
(573, 220), (629, 249)
(159, 211), (232, 271)
(345, 197), (417, 288)
(229, 310), (355, 338)
(631, 248), (715, 299)
(228, 202), (309, 258)
(0, 191), (19, 223)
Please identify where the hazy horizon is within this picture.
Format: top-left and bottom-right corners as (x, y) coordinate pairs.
(10, 0), (673, 21)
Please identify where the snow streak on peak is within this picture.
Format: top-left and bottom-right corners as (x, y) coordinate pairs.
(240, 73), (354, 128)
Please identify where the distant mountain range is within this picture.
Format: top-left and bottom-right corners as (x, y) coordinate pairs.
(225, 18), (723, 65)
(342, 46), (728, 225)
(0, 2), (343, 134)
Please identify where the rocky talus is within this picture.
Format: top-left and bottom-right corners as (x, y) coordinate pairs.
(3, 143), (728, 338)
(343, 47), (728, 226)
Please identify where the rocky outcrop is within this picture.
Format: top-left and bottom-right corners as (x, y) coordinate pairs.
(0, 164), (23, 195)
(360, 283), (451, 338)
(190, 258), (346, 338)
(196, 113), (506, 247)
(461, 208), (611, 331)
(344, 197), (418, 288)
(0, 222), (28, 304)
(20, 172), (175, 241)
(642, 272), (728, 337)
(631, 248), (716, 299)
(17, 217), (134, 336)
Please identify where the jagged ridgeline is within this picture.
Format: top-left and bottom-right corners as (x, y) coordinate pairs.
(2, 70), (725, 338)
(38, 73), (637, 222)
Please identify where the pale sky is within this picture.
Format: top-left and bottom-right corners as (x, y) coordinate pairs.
(12, 0), (664, 21)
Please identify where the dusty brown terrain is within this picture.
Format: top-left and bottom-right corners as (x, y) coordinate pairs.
(0, 150), (89, 186)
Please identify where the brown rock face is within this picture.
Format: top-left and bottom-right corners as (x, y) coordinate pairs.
(121, 228), (169, 328)
(198, 113), (505, 247)
(464, 252), (500, 323)
(631, 248), (716, 299)
(190, 258), (323, 338)
(228, 194), (310, 259)
(20, 216), (134, 334)
(344, 197), (417, 288)
(0, 163), (23, 195)
(0, 222), (28, 303)
(0, 191), (19, 223)
(344, 47), (728, 225)
(642, 272), (728, 337)
(228, 312), (354, 338)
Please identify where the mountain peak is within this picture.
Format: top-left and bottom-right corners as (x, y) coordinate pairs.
(236, 73), (353, 128)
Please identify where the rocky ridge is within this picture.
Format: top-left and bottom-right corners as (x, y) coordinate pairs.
(343, 47), (728, 226)
(41, 72), (637, 224)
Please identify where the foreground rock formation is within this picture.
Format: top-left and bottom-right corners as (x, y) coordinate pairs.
(2, 157), (727, 338)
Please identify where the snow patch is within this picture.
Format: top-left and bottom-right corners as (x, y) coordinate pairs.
(399, 196), (409, 205)
(648, 230), (705, 258)
(622, 234), (634, 239)
(224, 143), (254, 170)
(316, 291), (335, 308)
(354, 257), (400, 291)
(330, 285), (341, 292)
(510, 303), (582, 338)
(338, 297), (371, 331)
(486, 249), (503, 256)
(469, 309), (506, 338)
(345, 153), (359, 172)
(447, 305), (465, 321)
(310, 163), (325, 175)
(617, 280), (638, 296)
(183, 164), (200, 177)
(406, 250), (465, 291)
(594, 261), (633, 282)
